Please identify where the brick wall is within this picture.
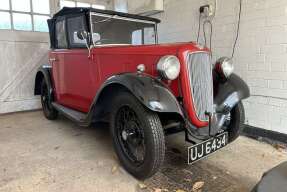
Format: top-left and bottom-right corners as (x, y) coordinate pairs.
(143, 0), (287, 134)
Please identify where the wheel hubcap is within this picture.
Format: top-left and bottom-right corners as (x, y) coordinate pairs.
(122, 130), (128, 141)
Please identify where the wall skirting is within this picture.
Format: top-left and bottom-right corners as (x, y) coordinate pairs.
(0, 99), (41, 114)
(242, 125), (287, 144)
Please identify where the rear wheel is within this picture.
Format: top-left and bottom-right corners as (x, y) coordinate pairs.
(225, 101), (245, 142)
(110, 92), (165, 179)
(40, 80), (58, 120)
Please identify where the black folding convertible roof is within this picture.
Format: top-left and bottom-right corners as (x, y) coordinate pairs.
(52, 7), (161, 23)
(47, 7), (160, 48)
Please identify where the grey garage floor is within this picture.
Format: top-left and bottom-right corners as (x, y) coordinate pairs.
(0, 111), (286, 192)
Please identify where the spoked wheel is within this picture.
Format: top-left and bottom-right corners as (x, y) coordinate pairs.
(116, 106), (146, 166)
(223, 101), (245, 142)
(110, 92), (165, 179)
(40, 80), (58, 120)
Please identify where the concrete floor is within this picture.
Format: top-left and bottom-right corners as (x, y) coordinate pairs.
(0, 111), (286, 192)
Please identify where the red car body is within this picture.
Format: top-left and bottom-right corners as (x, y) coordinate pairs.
(34, 7), (250, 179)
(50, 43), (209, 128)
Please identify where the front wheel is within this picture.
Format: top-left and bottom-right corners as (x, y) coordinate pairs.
(225, 101), (245, 142)
(110, 92), (165, 179)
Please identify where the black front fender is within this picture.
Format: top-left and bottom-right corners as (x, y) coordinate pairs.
(91, 73), (184, 117)
(214, 73), (250, 112)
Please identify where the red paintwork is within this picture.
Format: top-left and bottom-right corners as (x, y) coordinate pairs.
(50, 42), (210, 128)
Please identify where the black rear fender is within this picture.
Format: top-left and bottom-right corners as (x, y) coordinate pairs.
(34, 65), (53, 97)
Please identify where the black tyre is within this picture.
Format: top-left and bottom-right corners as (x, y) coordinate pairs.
(226, 101), (245, 142)
(40, 79), (58, 120)
(110, 92), (165, 179)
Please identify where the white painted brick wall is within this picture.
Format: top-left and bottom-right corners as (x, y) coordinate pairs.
(129, 0), (287, 134)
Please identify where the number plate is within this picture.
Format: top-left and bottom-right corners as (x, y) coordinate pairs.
(188, 132), (228, 164)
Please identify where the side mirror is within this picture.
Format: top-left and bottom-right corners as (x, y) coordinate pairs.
(77, 30), (88, 40)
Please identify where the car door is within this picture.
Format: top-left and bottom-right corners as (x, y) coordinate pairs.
(51, 17), (68, 107)
(52, 15), (95, 113)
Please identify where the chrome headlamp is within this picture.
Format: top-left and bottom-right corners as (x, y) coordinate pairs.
(157, 55), (180, 80)
(215, 57), (234, 78)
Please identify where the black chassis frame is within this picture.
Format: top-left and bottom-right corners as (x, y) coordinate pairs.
(35, 64), (250, 143)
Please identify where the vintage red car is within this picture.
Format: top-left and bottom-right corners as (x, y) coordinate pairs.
(34, 7), (250, 179)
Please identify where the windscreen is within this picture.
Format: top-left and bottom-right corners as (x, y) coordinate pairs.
(91, 14), (156, 46)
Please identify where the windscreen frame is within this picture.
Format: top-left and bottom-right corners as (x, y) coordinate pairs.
(89, 12), (158, 46)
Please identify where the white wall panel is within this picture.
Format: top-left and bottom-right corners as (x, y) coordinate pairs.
(0, 0), (112, 114)
(0, 31), (49, 114)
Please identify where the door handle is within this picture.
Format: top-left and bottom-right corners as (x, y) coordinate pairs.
(49, 58), (58, 62)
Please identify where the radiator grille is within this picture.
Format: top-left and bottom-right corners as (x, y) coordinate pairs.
(187, 52), (213, 121)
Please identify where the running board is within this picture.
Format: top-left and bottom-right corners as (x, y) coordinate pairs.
(52, 102), (89, 126)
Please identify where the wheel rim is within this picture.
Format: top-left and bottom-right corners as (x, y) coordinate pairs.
(115, 106), (146, 166)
